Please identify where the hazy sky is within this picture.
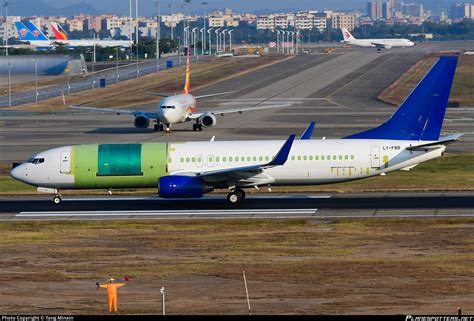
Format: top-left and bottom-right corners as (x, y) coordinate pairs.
(43, 0), (369, 13)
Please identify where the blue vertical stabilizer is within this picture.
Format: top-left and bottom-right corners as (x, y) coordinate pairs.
(15, 22), (37, 41)
(25, 22), (50, 41)
(344, 56), (458, 141)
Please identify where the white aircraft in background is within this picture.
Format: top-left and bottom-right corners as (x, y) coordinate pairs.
(66, 49), (291, 133)
(49, 22), (132, 48)
(11, 56), (461, 204)
(341, 28), (415, 49)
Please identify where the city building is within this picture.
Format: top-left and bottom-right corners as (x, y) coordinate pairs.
(256, 15), (275, 30)
(402, 3), (424, 17)
(331, 13), (356, 31)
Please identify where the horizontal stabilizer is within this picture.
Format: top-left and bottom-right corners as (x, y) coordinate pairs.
(344, 56), (458, 141)
(406, 133), (463, 151)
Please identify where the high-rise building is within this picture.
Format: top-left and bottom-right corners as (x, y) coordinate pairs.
(449, 3), (474, 19)
(382, 2), (392, 19)
(367, 0), (383, 19)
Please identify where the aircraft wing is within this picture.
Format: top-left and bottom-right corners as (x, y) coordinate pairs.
(187, 103), (292, 119)
(172, 135), (295, 185)
(371, 42), (392, 49)
(67, 105), (158, 119)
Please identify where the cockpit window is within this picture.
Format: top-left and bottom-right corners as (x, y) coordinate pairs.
(161, 106), (176, 109)
(27, 158), (44, 165)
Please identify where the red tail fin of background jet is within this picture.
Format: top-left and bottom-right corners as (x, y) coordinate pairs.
(183, 47), (191, 94)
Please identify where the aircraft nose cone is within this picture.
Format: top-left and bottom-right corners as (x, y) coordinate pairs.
(10, 164), (28, 183)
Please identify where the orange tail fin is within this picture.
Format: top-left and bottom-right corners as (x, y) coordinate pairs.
(183, 47), (191, 94)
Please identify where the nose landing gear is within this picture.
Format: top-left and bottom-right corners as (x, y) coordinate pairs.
(52, 192), (62, 204)
(193, 120), (203, 132)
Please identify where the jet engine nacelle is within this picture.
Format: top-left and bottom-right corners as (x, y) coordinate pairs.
(201, 113), (217, 128)
(134, 114), (150, 129)
(158, 175), (212, 198)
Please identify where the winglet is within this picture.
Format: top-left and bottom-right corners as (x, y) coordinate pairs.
(301, 122), (316, 140)
(266, 135), (296, 166)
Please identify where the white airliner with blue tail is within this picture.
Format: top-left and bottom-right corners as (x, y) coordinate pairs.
(10, 56), (461, 204)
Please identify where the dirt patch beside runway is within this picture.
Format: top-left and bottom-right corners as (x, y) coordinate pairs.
(378, 54), (474, 106)
(0, 218), (472, 314)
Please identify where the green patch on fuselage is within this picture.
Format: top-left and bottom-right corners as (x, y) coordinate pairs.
(73, 143), (168, 189)
(98, 144), (142, 176)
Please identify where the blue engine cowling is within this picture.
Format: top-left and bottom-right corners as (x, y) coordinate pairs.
(158, 175), (209, 198)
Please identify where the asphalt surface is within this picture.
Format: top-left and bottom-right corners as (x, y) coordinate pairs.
(1, 192), (473, 220)
(2, 41), (474, 165)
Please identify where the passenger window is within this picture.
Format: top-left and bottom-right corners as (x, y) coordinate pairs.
(351, 155), (355, 160)
(223, 157), (227, 162)
(321, 156), (325, 160)
(345, 155), (348, 160)
(253, 156), (256, 161)
(291, 156), (295, 161)
(339, 155), (342, 160)
(235, 156), (239, 161)
(180, 158), (184, 163)
(216, 157), (220, 162)
(246, 156), (250, 161)
(309, 156), (313, 160)
(192, 157), (196, 162)
(315, 155), (319, 160)
(229, 157), (233, 162)
(265, 156), (270, 161)
(303, 156), (307, 161)
(327, 155), (330, 160)
(186, 157), (190, 163)
(333, 155), (337, 160)
(259, 156), (263, 161)
(297, 156), (301, 161)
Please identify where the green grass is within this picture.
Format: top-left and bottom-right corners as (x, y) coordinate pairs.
(2, 153), (473, 195)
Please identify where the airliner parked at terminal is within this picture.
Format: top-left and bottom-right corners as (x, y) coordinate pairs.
(15, 21), (132, 49)
(66, 50), (291, 133)
(48, 22), (132, 48)
(11, 56), (460, 204)
(341, 28), (415, 49)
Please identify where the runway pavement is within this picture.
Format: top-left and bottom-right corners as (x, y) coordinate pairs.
(1, 42), (473, 164)
(1, 192), (473, 220)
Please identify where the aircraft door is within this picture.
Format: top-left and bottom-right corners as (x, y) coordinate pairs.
(370, 146), (380, 168)
(60, 151), (71, 174)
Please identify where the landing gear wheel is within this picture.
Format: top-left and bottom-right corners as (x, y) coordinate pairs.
(235, 188), (246, 200)
(153, 124), (160, 132)
(52, 195), (62, 204)
(198, 124), (203, 131)
(227, 190), (243, 205)
(193, 123), (197, 131)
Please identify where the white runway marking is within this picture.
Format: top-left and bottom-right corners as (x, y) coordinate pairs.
(16, 208), (319, 218)
(59, 195), (332, 202)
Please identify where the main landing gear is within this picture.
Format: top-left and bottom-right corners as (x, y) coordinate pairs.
(227, 188), (246, 205)
(193, 120), (203, 132)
